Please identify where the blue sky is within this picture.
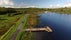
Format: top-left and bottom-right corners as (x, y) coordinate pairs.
(0, 0), (71, 8)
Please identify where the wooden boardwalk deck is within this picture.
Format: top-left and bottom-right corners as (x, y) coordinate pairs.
(24, 27), (52, 32)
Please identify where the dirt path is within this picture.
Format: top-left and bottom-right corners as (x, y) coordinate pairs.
(10, 23), (23, 40)
(10, 14), (29, 40)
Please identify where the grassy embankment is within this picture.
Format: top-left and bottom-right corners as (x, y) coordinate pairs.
(22, 14), (38, 40)
(0, 14), (22, 37)
(15, 14), (29, 40)
(15, 14), (38, 40)
(0, 14), (24, 40)
(0, 7), (23, 37)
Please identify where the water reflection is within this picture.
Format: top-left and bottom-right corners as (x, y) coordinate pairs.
(34, 12), (71, 40)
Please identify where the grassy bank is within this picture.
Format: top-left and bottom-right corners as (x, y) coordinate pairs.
(22, 14), (38, 40)
(0, 14), (22, 37)
(15, 14), (29, 40)
(16, 14), (38, 40)
(0, 14), (24, 40)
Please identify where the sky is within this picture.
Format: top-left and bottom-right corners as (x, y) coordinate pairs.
(0, 0), (71, 8)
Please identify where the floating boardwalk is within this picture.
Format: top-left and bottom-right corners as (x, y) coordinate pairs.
(24, 27), (52, 32)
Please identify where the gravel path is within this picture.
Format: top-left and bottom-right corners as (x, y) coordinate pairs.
(10, 14), (29, 40)
(10, 23), (23, 40)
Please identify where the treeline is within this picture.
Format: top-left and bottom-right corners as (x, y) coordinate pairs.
(15, 8), (46, 14)
(46, 7), (71, 14)
(0, 7), (16, 14)
(0, 7), (45, 16)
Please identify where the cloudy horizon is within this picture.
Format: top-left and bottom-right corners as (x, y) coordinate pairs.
(0, 0), (37, 8)
(0, 0), (71, 8)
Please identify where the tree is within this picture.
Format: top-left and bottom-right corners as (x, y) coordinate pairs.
(6, 8), (17, 16)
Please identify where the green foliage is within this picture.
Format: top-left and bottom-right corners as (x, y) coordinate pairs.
(46, 7), (71, 14)
(0, 7), (46, 40)
(0, 7), (45, 15)
(16, 14), (29, 40)
(0, 15), (24, 40)
(0, 14), (22, 37)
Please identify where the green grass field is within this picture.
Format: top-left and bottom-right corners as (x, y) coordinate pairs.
(0, 14), (24, 40)
(0, 14), (22, 37)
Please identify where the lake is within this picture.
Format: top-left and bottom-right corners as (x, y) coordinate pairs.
(33, 12), (71, 40)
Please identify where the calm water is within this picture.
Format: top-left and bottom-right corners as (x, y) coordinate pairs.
(33, 12), (71, 40)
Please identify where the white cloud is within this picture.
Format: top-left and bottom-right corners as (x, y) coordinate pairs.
(0, 0), (14, 7)
(63, 2), (71, 7)
(48, 2), (71, 8)
(0, 0), (36, 8)
(14, 5), (37, 8)
(48, 4), (61, 8)
(13, 2), (37, 8)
